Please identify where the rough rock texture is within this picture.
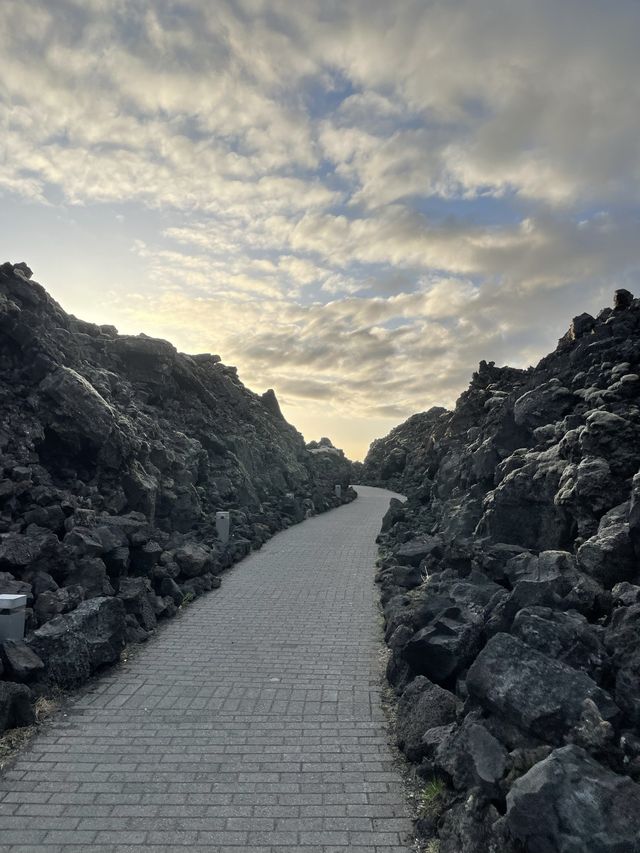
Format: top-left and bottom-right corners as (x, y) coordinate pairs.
(394, 675), (459, 762)
(0, 262), (355, 716)
(0, 640), (44, 683)
(0, 681), (34, 734)
(433, 714), (508, 797)
(466, 633), (619, 743)
(367, 290), (640, 848)
(27, 597), (127, 689)
(505, 745), (640, 853)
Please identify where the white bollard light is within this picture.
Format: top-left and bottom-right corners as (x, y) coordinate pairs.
(0, 594), (27, 641)
(215, 511), (230, 546)
(334, 484), (342, 498)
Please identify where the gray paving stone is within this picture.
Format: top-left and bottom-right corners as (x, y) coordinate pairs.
(0, 486), (412, 851)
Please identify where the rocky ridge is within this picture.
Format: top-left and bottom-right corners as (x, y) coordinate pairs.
(365, 288), (640, 851)
(0, 262), (355, 731)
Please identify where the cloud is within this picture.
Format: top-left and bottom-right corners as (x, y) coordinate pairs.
(1, 0), (640, 459)
(5, 0), (640, 211)
(276, 378), (336, 401)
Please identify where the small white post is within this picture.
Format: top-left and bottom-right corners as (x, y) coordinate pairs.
(215, 511), (230, 546)
(334, 484), (342, 498)
(0, 594), (27, 641)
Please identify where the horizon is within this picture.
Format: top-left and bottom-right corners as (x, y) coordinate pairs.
(2, 1), (639, 460)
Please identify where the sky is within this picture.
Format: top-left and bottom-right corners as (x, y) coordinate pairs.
(1, 1), (639, 460)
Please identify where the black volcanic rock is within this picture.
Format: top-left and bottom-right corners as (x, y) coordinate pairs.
(28, 597), (127, 688)
(466, 633), (619, 743)
(393, 536), (442, 566)
(395, 675), (459, 762)
(433, 714), (508, 796)
(0, 640), (44, 683)
(577, 501), (637, 587)
(605, 603), (640, 726)
(505, 745), (640, 853)
(0, 681), (35, 734)
(366, 288), (640, 846)
(0, 261), (356, 709)
(615, 288), (634, 311)
(510, 606), (607, 680)
(116, 577), (157, 632)
(403, 610), (483, 684)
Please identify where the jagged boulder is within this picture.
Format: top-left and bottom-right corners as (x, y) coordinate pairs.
(124, 613), (150, 644)
(39, 366), (118, 448)
(28, 597), (126, 688)
(117, 577), (157, 632)
(504, 550), (566, 587)
(577, 502), (637, 588)
(513, 379), (576, 431)
(381, 446), (407, 478)
(479, 447), (570, 550)
(434, 715), (508, 795)
(122, 461), (158, 520)
(612, 581), (640, 606)
(568, 312), (596, 341)
(500, 550), (606, 615)
(505, 745), (640, 852)
(63, 526), (105, 557)
(0, 640), (45, 682)
(510, 606), (607, 681)
(0, 682), (34, 734)
(466, 633), (619, 743)
(0, 531), (59, 578)
(174, 542), (212, 578)
(393, 572), (507, 685)
(438, 791), (503, 853)
(628, 469), (640, 555)
(33, 585), (84, 625)
(388, 563), (423, 590)
(395, 676), (459, 762)
(605, 603), (640, 726)
(393, 536), (442, 567)
(0, 571), (31, 598)
(403, 608), (483, 684)
(579, 410), (640, 478)
(555, 455), (621, 537)
(63, 556), (114, 599)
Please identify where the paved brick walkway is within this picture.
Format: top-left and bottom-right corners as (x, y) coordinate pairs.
(0, 486), (413, 852)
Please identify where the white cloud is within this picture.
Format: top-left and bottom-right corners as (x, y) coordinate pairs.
(1, 0), (640, 458)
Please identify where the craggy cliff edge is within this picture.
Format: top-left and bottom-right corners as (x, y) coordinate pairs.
(0, 262), (354, 731)
(364, 289), (640, 852)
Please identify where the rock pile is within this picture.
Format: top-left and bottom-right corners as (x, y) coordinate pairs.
(365, 289), (640, 851)
(0, 262), (355, 731)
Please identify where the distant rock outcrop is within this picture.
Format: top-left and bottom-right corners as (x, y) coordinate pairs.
(365, 290), (640, 850)
(0, 262), (355, 727)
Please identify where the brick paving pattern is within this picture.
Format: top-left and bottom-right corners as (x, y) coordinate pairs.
(0, 485), (413, 852)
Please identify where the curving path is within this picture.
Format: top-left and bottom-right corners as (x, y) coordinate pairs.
(0, 485), (413, 852)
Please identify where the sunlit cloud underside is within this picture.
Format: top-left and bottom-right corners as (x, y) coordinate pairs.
(1, 0), (639, 459)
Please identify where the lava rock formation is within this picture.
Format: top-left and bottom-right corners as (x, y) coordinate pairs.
(0, 262), (355, 728)
(365, 288), (640, 852)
